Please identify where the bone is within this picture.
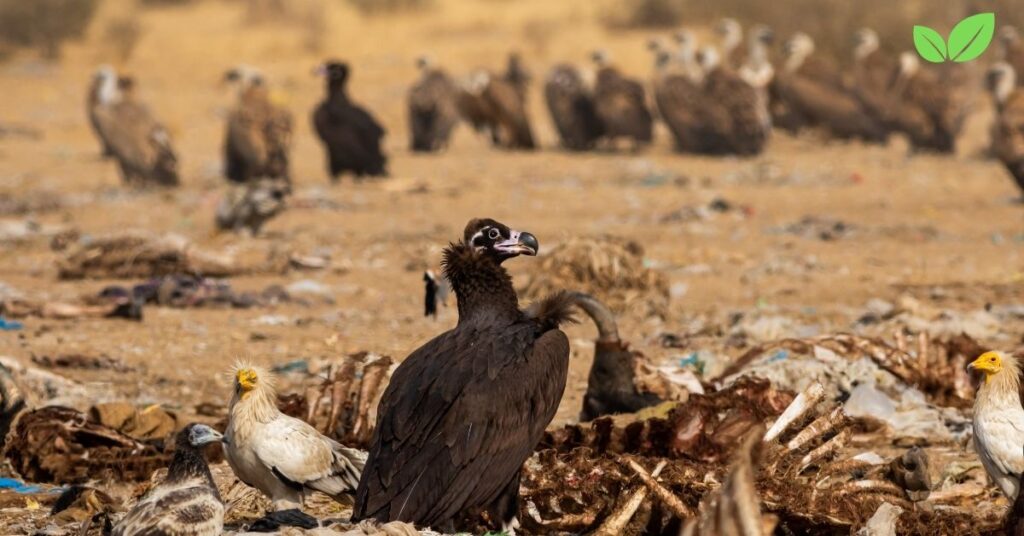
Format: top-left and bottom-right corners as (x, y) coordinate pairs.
(764, 383), (825, 443)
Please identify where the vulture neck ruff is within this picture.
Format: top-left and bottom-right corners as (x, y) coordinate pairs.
(979, 355), (1022, 398)
(167, 437), (219, 497)
(230, 371), (279, 426)
(442, 243), (521, 325)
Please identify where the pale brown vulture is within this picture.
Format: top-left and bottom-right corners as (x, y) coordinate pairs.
(714, 18), (744, 68)
(223, 65), (292, 184)
(650, 35), (702, 152)
(771, 33), (888, 143)
(87, 66), (114, 158)
(849, 28), (901, 128)
(592, 50), (653, 149)
(986, 62), (1024, 197)
(544, 63), (602, 150)
(408, 56), (460, 152)
(887, 52), (967, 153)
(91, 66), (179, 187)
(456, 70), (536, 149)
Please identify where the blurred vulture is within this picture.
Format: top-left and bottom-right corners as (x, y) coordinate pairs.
(87, 67), (117, 158)
(215, 178), (290, 235)
(849, 28), (901, 127)
(999, 27), (1024, 84)
(887, 53), (967, 153)
(544, 64), (602, 150)
(90, 66), (179, 187)
(407, 57), (460, 152)
(503, 52), (531, 105)
(313, 61), (388, 180)
(591, 50), (653, 149)
(714, 18), (744, 68)
(456, 70), (536, 149)
(223, 65), (292, 184)
(771, 33), (888, 143)
(986, 63), (1024, 196)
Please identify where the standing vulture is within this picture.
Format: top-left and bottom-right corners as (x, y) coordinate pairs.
(544, 63), (602, 150)
(353, 218), (574, 533)
(714, 18), (744, 68)
(650, 38), (702, 152)
(408, 56), (460, 152)
(91, 66), (179, 187)
(313, 61), (388, 181)
(849, 28), (900, 128)
(223, 65), (292, 184)
(987, 62), (1024, 197)
(504, 53), (531, 105)
(592, 50), (654, 150)
(999, 27), (1024, 83)
(771, 33), (888, 143)
(887, 53), (967, 153)
(456, 71), (536, 149)
(87, 66), (115, 158)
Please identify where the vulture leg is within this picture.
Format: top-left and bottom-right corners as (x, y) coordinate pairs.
(488, 471), (521, 533)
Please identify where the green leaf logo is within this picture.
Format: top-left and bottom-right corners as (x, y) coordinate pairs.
(912, 13), (995, 63)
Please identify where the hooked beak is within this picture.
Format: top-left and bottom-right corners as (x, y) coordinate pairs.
(494, 230), (538, 257)
(313, 64), (327, 77)
(193, 426), (224, 446)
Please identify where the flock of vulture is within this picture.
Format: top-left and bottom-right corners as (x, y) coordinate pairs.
(84, 19), (1024, 220)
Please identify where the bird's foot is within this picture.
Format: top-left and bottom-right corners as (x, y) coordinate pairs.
(248, 509), (318, 532)
(501, 516), (520, 536)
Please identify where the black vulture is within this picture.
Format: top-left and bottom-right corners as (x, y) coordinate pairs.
(408, 57), (460, 152)
(312, 61), (388, 181)
(91, 67), (179, 187)
(223, 65), (293, 184)
(544, 63), (602, 150)
(353, 218), (574, 533)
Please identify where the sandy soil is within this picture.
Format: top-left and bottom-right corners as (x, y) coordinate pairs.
(0, 0), (1022, 532)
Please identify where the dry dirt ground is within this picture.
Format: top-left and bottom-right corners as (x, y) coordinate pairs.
(0, 0), (1022, 533)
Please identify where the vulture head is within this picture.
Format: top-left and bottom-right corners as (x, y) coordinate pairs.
(463, 218), (538, 264)
(93, 65), (120, 104)
(317, 61), (350, 90)
(224, 65), (264, 91)
(749, 24), (774, 46)
(696, 45), (721, 73)
(783, 32), (815, 73)
(646, 38), (664, 52)
(183, 423), (224, 448)
(715, 18), (743, 53)
(968, 351), (1018, 383)
(853, 28), (880, 60)
(897, 51), (920, 79)
(987, 62), (1017, 105)
(415, 55), (433, 71)
(590, 49), (611, 68)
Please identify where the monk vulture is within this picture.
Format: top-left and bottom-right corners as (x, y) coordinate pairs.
(112, 423), (224, 536)
(91, 66), (179, 187)
(968, 351), (1024, 499)
(987, 62), (1024, 197)
(408, 56), (460, 152)
(313, 61), (388, 181)
(353, 218), (574, 533)
(224, 364), (366, 513)
(544, 63), (602, 150)
(224, 65), (293, 184)
(592, 50), (654, 150)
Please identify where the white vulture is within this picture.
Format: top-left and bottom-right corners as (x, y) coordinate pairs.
(968, 350), (1024, 499)
(113, 423), (224, 536)
(224, 364), (366, 512)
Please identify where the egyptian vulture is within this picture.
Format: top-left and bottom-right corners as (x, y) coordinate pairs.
(224, 364), (366, 512)
(968, 351), (1024, 499)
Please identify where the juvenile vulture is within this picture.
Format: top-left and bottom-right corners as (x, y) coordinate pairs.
(112, 424), (224, 536)
(313, 61), (388, 180)
(456, 70), (536, 149)
(408, 56), (460, 152)
(91, 66), (179, 187)
(215, 178), (290, 234)
(887, 53), (966, 153)
(223, 65), (293, 184)
(353, 218), (574, 533)
(968, 351), (1024, 499)
(544, 63), (603, 150)
(987, 62), (1024, 196)
(225, 364), (366, 512)
(771, 33), (888, 142)
(592, 50), (654, 149)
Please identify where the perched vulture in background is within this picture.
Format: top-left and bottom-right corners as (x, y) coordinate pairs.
(544, 63), (602, 150)
(999, 27), (1024, 84)
(771, 33), (888, 143)
(650, 38), (702, 152)
(407, 56), (460, 152)
(887, 53), (967, 153)
(592, 50), (654, 149)
(87, 67), (115, 158)
(91, 66), (179, 187)
(714, 18), (744, 68)
(986, 62), (1024, 196)
(354, 218), (573, 533)
(215, 178), (290, 235)
(313, 61), (388, 181)
(503, 53), (531, 105)
(456, 70), (536, 149)
(849, 28), (901, 128)
(223, 65), (292, 184)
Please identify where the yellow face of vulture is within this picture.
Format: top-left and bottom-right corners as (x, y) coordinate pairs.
(969, 351), (1006, 381)
(236, 368), (259, 395)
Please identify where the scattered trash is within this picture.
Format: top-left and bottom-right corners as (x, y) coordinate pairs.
(0, 478), (43, 494)
(0, 317), (22, 331)
(58, 231), (243, 280)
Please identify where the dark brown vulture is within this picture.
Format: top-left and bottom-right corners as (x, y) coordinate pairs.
(999, 27), (1024, 84)
(544, 63), (602, 151)
(408, 56), (460, 152)
(650, 41), (702, 152)
(313, 61), (387, 181)
(353, 218), (573, 533)
(987, 62), (1024, 197)
(771, 33), (888, 143)
(223, 65), (293, 184)
(887, 53), (968, 153)
(456, 71), (536, 149)
(91, 66), (179, 187)
(592, 50), (654, 149)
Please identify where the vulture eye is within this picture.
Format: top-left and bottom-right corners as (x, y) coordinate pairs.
(487, 228), (500, 240)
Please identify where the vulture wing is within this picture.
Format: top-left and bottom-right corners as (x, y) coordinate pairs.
(355, 323), (569, 527)
(253, 415), (363, 497)
(112, 482), (223, 536)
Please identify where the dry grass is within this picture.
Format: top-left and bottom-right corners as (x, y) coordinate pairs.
(0, 0), (100, 59)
